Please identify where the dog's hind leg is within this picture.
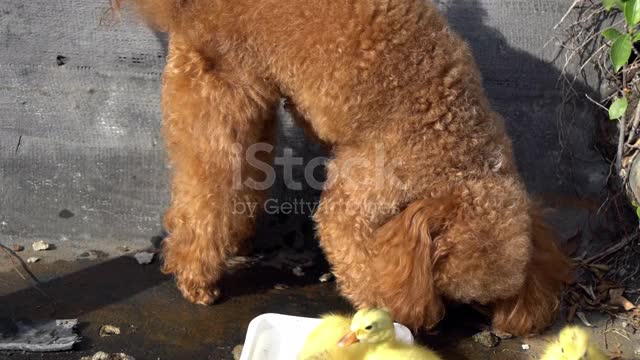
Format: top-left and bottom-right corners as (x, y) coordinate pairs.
(491, 209), (572, 335)
(313, 145), (446, 331)
(160, 36), (278, 305)
(430, 179), (570, 335)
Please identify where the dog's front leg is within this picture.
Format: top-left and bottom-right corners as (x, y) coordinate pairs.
(159, 36), (278, 305)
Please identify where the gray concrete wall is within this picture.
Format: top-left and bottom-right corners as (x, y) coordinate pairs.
(0, 0), (609, 251)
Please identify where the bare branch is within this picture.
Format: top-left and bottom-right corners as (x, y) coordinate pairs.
(554, 0), (584, 30)
(626, 100), (640, 145)
(585, 93), (609, 112)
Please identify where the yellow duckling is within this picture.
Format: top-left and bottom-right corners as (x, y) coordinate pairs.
(541, 326), (608, 360)
(298, 314), (367, 360)
(338, 309), (441, 360)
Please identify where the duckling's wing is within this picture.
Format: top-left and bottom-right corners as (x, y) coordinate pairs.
(554, 326), (608, 360)
(366, 341), (442, 360)
(400, 347), (442, 360)
(298, 315), (353, 360)
(540, 341), (565, 360)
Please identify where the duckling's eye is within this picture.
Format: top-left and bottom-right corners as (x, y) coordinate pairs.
(364, 325), (373, 330)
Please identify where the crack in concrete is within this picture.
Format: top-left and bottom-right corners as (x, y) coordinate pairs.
(15, 135), (22, 154)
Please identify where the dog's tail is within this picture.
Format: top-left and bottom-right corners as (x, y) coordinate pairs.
(492, 205), (573, 335)
(106, 0), (176, 31)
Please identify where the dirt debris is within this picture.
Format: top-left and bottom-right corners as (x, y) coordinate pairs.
(11, 244), (24, 252)
(576, 311), (594, 327)
(99, 324), (121, 337)
(32, 240), (51, 251)
(26, 257), (40, 264)
(491, 330), (512, 339)
(319, 272), (334, 283)
(133, 252), (154, 265)
(565, 232), (640, 330)
(232, 345), (243, 360)
(0, 319), (79, 352)
(630, 308), (640, 330)
(472, 331), (500, 348)
(292, 266), (304, 277)
(609, 288), (636, 311)
(225, 256), (259, 273)
(80, 352), (135, 360)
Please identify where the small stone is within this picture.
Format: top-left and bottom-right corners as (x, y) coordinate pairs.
(32, 240), (51, 251)
(99, 324), (121, 337)
(226, 256), (252, 268)
(622, 321), (628, 328)
(274, 284), (288, 290)
(292, 266), (304, 277)
(134, 252), (154, 265)
(492, 330), (513, 339)
(521, 344), (530, 350)
(319, 272), (334, 283)
(117, 246), (130, 253)
(472, 331), (500, 348)
(81, 352), (109, 360)
(11, 244), (24, 252)
(232, 345), (243, 360)
(80, 352), (135, 360)
(26, 257), (40, 264)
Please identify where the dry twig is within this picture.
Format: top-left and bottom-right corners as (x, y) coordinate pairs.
(584, 232), (638, 264)
(555, 0), (583, 30)
(618, 114), (626, 174)
(0, 243), (51, 299)
(626, 101), (640, 145)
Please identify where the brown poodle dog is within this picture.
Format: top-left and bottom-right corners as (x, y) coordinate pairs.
(117, 0), (572, 335)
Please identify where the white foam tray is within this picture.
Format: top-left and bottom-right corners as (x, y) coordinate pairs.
(239, 313), (414, 360)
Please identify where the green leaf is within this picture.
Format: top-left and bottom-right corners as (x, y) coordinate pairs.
(611, 34), (633, 72)
(603, 0), (618, 10)
(635, 206), (640, 219)
(625, 0), (640, 25)
(603, 27), (623, 41)
(633, 32), (640, 42)
(609, 96), (628, 120)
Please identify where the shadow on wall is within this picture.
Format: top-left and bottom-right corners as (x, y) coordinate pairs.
(440, 0), (634, 246)
(441, 0), (608, 200)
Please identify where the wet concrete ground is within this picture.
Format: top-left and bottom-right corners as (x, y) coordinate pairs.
(1, 250), (639, 360)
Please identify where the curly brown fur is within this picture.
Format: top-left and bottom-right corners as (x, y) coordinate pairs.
(119, 0), (572, 334)
(492, 208), (573, 335)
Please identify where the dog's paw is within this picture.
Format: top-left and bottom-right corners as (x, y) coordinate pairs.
(176, 278), (221, 305)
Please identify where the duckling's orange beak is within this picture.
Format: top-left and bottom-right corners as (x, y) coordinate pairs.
(337, 331), (359, 347)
